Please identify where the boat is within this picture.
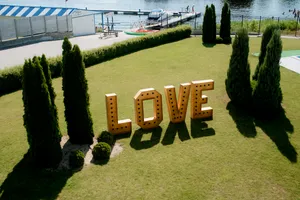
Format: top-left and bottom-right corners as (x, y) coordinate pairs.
(146, 9), (175, 25)
(124, 28), (159, 36)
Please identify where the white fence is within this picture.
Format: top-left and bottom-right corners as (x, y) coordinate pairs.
(0, 15), (73, 41)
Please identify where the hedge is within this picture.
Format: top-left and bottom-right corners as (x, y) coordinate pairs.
(0, 25), (191, 96)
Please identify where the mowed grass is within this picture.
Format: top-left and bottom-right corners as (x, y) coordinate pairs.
(0, 37), (300, 200)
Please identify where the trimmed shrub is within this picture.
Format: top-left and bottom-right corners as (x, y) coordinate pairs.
(223, 36), (232, 44)
(215, 36), (223, 44)
(62, 40), (94, 145)
(22, 58), (62, 168)
(253, 30), (283, 117)
(0, 26), (191, 96)
(92, 142), (111, 160)
(69, 150), (85, 169)
(220, 2), (231, 43)
(0, 66), (23, 95)
(252, 24), (280, 80)
(225, 28), (252, 107)
(97, 131), (114, 146)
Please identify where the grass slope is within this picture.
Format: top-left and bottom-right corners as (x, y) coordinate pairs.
(0, 37), (300, 200)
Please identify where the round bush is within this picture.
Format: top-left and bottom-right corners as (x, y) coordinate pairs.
(92, 142), (111, 160)
(69, 150), (85, 169)
(97, 131), (114, 146)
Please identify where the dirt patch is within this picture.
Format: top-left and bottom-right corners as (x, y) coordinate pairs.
(58, 136), (123, 170)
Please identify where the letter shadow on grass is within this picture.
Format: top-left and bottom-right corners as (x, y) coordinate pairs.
(130, 127), (162, 150)
(226, 101), (257, 138)
(254, 108), (297, 163)
(161, 122), (190, 145)
(191, 119), (215, 138)
(0, 152), (74, 200)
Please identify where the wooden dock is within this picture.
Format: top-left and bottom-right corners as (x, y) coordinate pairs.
(145, 12), (201, 29)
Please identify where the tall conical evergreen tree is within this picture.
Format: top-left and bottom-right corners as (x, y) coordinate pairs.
(62, 39), (94, 144)
(220, 2), (231, 43)
(252, 24), (279, 80)
(225, 28), (252, 107)
(253, 30), (283, 117)
(202, 5), (209, 43)
(211, 4), (216, 42)
(40, 54), (61, 137)
(22, 58), (62, 168)
(202, 5), (214, 43)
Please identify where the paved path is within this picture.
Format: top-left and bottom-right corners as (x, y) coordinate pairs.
(0, 32), (135, 70)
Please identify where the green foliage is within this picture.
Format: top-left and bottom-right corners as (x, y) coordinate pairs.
(253, 24), (280, 80)
(92, 142), (111, 160)
(22, 58), (62, 168)
(0, 26), (191, 96)
(202, 6), (212, 43)
(40, 54), (60, 137)
(220, 2), (231, 43)
(225, 28), (252, 107)
(83, 25), (191, 67)
(0, 65), (23, 95)
(253, 30), (283, 117)
(211, 4), (216, 42)
(62, 39), (94, 145)
(97, 131), (114, 146)
(202, 4), (216, 44)
(215, 36), (223, 44)
(69, 150), (85, 169)
(231, 19), (298, 34)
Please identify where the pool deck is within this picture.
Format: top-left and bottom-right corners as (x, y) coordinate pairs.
(280, 56), (300, 74)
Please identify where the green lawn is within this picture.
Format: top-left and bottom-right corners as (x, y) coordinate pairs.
(0, 37), (300, 200)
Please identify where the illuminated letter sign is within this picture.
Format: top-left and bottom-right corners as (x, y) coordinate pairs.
(134, 88), (163, 129)
(190, 80), (214, 119)
(105, 93), (132, 135)
(164, 83), (191, 123)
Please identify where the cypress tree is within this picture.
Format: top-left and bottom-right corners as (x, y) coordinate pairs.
(202, 6), (214, 43)
(252, 24), (279, 80)
(253, 30), (283, 117)
(211, 4), (216, 42)
(225, 28), (252, 107)
(202, 5), (209, 43)
(40, 54), (61, 137)
(62, 39), (94, 145)
(220, 2), (231, 43)
(22, 58), (62, 168)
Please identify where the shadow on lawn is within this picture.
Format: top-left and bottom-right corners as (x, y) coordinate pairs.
(161, 122), (190, 145)
(227, 101), (297, 163)
(130, 127), (162, 150)
(254, 108), (297, 163)
(0, 152), (73, 200)
(191, 119), (216, 138)
(226, 101), (257, 138)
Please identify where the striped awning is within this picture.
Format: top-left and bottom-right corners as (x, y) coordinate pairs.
(0, 5), (76, 17)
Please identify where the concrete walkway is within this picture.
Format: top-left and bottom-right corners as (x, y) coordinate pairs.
(280, 56), (300, 74)
(0, 32), (136, 70)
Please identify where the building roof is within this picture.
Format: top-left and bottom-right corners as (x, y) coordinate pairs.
(0, 4), (76, 17)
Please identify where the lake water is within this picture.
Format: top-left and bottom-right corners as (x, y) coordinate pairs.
(0, 0), (299, 30)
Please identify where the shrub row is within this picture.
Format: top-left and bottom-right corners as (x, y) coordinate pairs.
(0, 25), (192, 96)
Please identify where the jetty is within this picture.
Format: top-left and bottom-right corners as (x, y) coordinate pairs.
(145, 12), (201, 29)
